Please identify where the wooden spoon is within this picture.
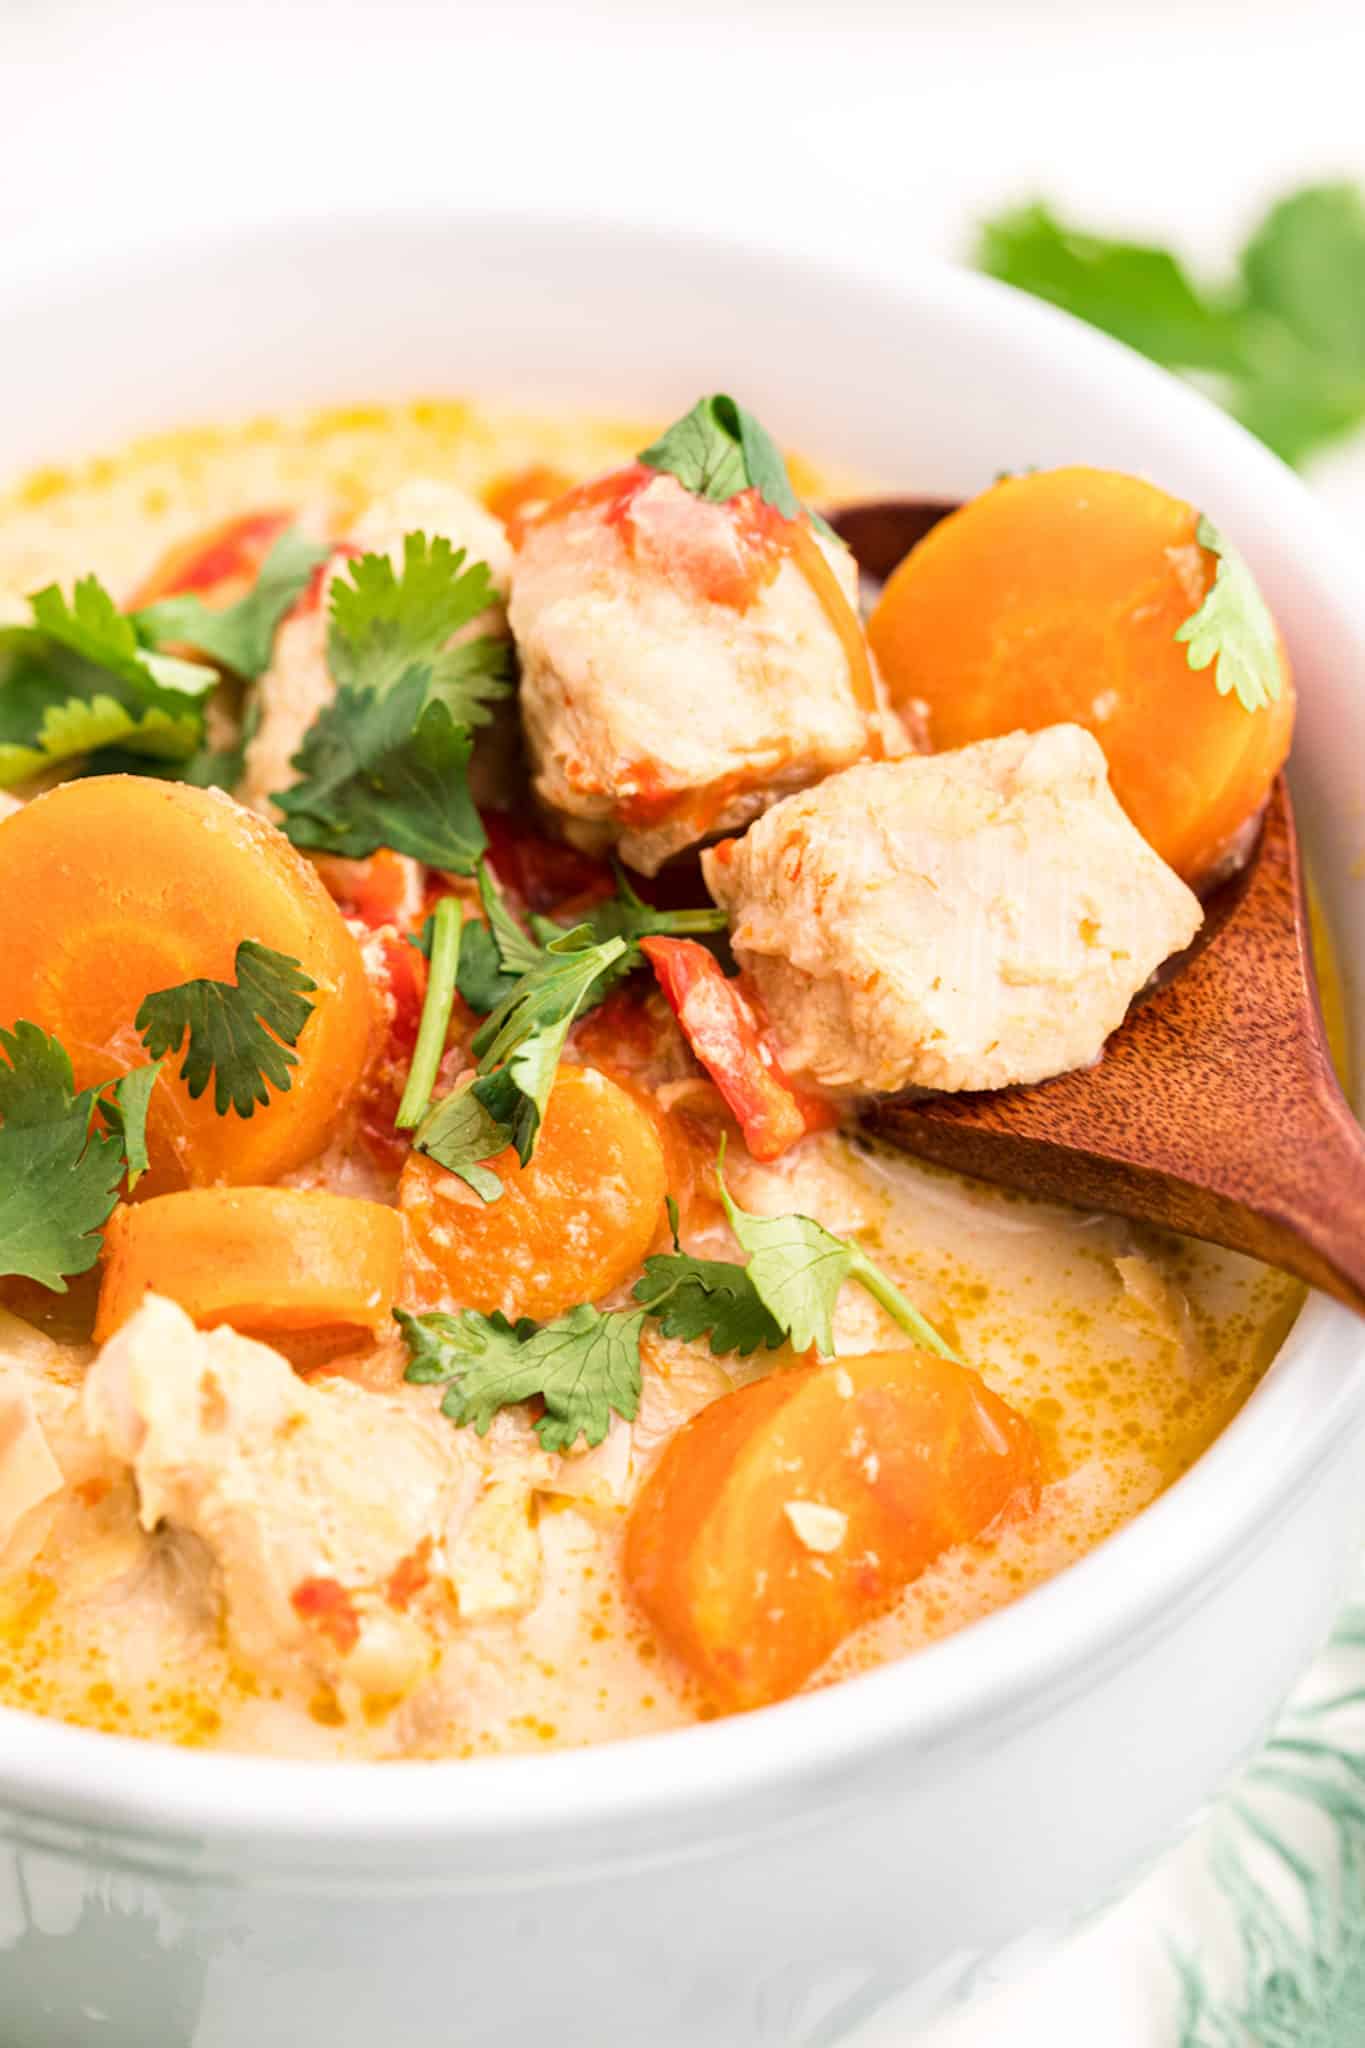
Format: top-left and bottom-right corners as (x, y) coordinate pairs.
(828, 498), (1365, 1317)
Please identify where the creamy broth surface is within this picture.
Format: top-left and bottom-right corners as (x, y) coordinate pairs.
(0, 403), (1302, 1758)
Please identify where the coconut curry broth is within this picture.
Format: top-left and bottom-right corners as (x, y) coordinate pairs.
(0, 402), (1301, 1758)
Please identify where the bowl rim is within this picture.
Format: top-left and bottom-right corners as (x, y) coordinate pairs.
(3, 204), (1364, 1859)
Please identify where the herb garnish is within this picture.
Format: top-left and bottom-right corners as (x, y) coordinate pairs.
(397, 1302), (647, 1453)
(134, 530), (330, 682)
(975, 183), (1365, 468)
(395, 895), (462, 1131)
(639, 394), (836, 537)
(396, 1153), (956, 1449)
(413, 857), (727, 1020)
(0, 534), (326, 791)
(327, 532), (511, 723)
(411, 928), (628, 1195)
(1175, 518), (1283, 715)
(135, 940), (317, 1118)
(273, 534), (508, 868)
(0, 1024), (157, 1290)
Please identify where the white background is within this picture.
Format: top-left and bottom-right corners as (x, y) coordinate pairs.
(5, 2), (1365, 2039)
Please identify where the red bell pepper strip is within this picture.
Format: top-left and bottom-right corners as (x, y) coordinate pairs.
(639, 937), (835, 1163)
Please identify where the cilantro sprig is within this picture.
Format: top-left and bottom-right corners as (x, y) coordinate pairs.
(715, 1145), (958, 1361)
(396, 1151), (955, 1450)
(0, 1024), (158, 1290)
(398, 1303), (646, 1454)
(411, 927), (628, 1196)
(420, 857), (727, 1020)
(975, 183), (1365, 468)
(405, 861), (725, 1196)
(327, 532), (511, 723)
(639, 394), (836, 538)
(1175, 518), (1283, 715)
(0, 534), (325, 792)
(135, 941), (317, 1118)
(273, 534), (507, 869)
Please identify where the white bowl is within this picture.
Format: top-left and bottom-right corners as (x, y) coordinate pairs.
(2, 213), (1364, 2048)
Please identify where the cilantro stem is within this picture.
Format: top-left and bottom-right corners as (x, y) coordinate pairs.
(846, 1249), (960, 1363)
(396, 896), (462, 1131)
(650, 908), (729, 936)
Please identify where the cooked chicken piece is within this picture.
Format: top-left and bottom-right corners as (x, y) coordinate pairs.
(703, 724), (1203, 1094)
(83, 1296), (484, 1711)
(240, 479), (512, 817)
(510, 471), (901, 874)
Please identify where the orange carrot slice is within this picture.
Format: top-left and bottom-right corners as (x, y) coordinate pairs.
(626, 1347), (1041, 1710)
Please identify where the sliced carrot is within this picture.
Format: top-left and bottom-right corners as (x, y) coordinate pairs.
(127, 509), (295, 608)
(0, 778), (373, 1186)
(625, 1348), (1041, 1711)
(640, 937), (836, 1162)
(399, 1063), (667, 1322)
(867, 466), (1295, 886)
(94, 1187), (403, 1344)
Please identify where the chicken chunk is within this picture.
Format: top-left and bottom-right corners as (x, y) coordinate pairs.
(702, 724), (1203, 1094)
(240, 479), (512, 817)
(83, 1296), (482, 1710)
(509, 470), (898, 874)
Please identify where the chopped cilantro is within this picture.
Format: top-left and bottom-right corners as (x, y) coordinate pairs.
(134, 530), (329, 681)
(0, 1023), (127, 1290)
(396, 1301), (645, 1453)
(273, 673), (486, 872)
(135, 940), (317, 1118)
(1175, 518), (1283, 714)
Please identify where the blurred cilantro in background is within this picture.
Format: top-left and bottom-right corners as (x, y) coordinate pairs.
(975, 183), (1365, 470)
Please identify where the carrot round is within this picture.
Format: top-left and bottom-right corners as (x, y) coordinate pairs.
(625, 1348), (1041, 1711)
(400, 1063), (667, 1322)
(0, 778), (373, 1186)
(867, 467), (1295, 886)
(95, 1187), (403, 1345)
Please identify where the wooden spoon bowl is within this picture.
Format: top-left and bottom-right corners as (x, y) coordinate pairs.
(829, 499), (1365, 1317)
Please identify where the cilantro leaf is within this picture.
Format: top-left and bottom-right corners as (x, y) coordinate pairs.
(639, 394), (836, 537)
(134, 530), (329, 681)
(412, 1075), (510, 1202)
(412, 927), (626, 1196)
(0, 576), (216, 789)
(974, 183), (1365, 468)
(328, 533), (508, 719)
(634, 1228), (783, 1358)
(717, 1147), (957, 1361)
(135, 940), (317, 1118)
(548, 861), (728, 998)
(469, 928), (627, 1165)
(274, 671), (486, 872)
(1175, 517), (1283, 714)
(396, 1302), (644, 1452)
(95, 1061), (162, 1190)
(0, 1023), (125, 1290)
(639, 396), (750, 505)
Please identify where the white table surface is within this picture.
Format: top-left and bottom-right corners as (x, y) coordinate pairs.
(4, 3), (1365, 2039)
